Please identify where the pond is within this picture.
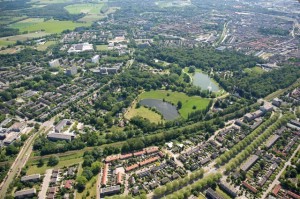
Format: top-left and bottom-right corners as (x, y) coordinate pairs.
(139, 99), (179, 121)
(192, 72), (219, 92)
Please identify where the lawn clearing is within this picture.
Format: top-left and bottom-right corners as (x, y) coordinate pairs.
(244, 66), (265, 75)
(64, 3), (104, 14)
(0, 40), (15, 47)
(125, 101), (164, 123)
(26, 153), (83, 175)
(96, 44), (108, 51)
(9, 18), (91, 34)
(139, 90), (211, 119)
(36, 41), (56, 51)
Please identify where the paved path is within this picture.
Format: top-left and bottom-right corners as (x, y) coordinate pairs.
(38, 169), (52, 199)
(261, 144), (300, 199)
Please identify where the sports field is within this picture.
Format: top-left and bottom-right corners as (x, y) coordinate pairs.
(9, 18), (91, 34)
(139, 90), (211, 119)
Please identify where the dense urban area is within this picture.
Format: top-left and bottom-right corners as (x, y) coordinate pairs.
(0, 0), (299, 198)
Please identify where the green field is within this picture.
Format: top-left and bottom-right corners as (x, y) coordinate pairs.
(76, 176), (98, 199)
(36, 41), (56, 51)
(9, 18), (91, 34)
(139, 90), (211, 119)
(125, 102), (164, 123)
(65, 3), (104, 14)
(96, 44), (109, 51)
(244, 66), (265, 75)
(0, 40), (15, 47)
(26, 153), (83, 175)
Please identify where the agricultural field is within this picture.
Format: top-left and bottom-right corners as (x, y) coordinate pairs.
(139, 90), (211, 119)
(64, 3), (104, 14)
(125, 101), (164, 123)
(0, 32), (50, 47)
(9, 18), (91, 34)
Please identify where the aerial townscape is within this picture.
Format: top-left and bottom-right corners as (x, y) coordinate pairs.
(0, 0), (300, 198)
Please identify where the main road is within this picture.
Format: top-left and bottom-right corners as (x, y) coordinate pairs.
(0, 118), (55, 198)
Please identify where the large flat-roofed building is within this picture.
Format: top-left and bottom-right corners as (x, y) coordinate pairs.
(21, 174), (41, 182)
(68, 43), (93, 53)
(100, 185), (121, 197)
(240, 155), (259, 172)
(14, 188), (36, 199)
(55, 119), (71, 133)
(47, 133), (75, 141)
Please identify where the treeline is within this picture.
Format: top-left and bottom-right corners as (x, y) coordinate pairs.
(224, 113), (295, 173)
(216, 65), (300, 99)
(153, 169), (204, 197)
(0, 27), (19, 37)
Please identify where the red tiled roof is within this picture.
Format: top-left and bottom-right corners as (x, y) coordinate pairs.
(105, 155), (120, 163)
(133, 150), (145, 157)
(139, 156), (159, 166)
(125, 164), (139, 172)
(101, 163), (109, 185)
(272, 184), (281, 196)
(287, 191), (300, 199)
(120, 153), (133, 160)
(242, 181), (258, 193)
(146, 147), (159, 154)
(64, 180), (73, 189)
(116, 172), (122, 185)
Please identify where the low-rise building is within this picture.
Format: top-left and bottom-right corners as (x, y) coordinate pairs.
(14, 188), (36, 199)
(100, 185), (121, 197)
(240, 155), (259, 172)
(21, 174), (41, 182)
(91, 55), (100, 63)
(206, 188), (224, 199)
(49, 59), (60, 67)
(47, 133), (75, 141)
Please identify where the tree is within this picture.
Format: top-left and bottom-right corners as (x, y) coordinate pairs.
(47, 155), (59, 166)
(188, 66), (196, 73)
(177, 101), (183, 109)
(91, 162), (101, 175)
(76, 176), (87, 191)
(82, 168), (93, 180)
(37, 159), (44, 167)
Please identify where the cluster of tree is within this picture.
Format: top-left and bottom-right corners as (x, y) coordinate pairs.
(33, 136), (85, 155)
(258, 27), (290, 36)
(216, 66), (300, 99)
(281, 162), (300, 193)
(136, 46), (262, 71)
(0, 27), (19, 37)
(76, 149), (103, 191)
(153, 169), (204, 197)
(216, 113), (278, 166)
(224, 114), (295, 173)
(162, 173), (222, 199)
(23, 4), (85, 21)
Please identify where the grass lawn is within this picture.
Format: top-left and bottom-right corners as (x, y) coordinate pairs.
(65, 3), (104, 14)
(244, 66), (265, 75)
(139, 90), (211, 119)
(216, 186), (233, 199)
(198, 193), (206, 199)
(96, 44), (108, 51)
(9, 18), (91, 34)
(76, 175), (98, 199)
(36, 41), (56, 51)
(26, 153), (83, 175)
(0, 40), (15, 47)
(125, 101), (164, 123)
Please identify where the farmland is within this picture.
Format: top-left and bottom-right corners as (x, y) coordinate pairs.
(9, 18), (91, 34)
(64, 3), (104, 15)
